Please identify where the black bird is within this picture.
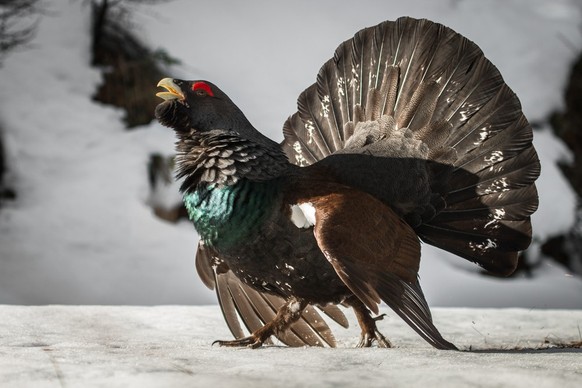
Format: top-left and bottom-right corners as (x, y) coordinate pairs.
(155, 17), (540, 350)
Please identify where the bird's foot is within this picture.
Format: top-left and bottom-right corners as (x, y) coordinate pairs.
(345, 296), (393, 348)
(213, 325), (273, 349)
(213, 297), (308, 349)
(356, 314), (392, 348)
(357, 331), (392, 348)
(212, 334), (267, 349)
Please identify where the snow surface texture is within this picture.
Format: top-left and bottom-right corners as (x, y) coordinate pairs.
(0, 306), (580, 388)
(1, 0), (582, 306)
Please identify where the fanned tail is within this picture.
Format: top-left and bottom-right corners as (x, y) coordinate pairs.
(281, 17), (540, 275)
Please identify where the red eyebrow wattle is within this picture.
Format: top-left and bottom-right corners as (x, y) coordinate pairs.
(192, 82), (214, 96)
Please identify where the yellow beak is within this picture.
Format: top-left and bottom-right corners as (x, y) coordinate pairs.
(156, 78), (185, 100)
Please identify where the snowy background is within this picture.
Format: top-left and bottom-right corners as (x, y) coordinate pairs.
(1, 0), (582, 309)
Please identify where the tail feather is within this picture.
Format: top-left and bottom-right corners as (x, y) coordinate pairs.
(438, 186), (539, 223)
(282, 105), (323, 166)
(280, 17), (540, 275)
(297, 84), (335, 157)
(454, 131), (536, 179)
(445, 86), (521, 152)
(391, 22), (448, 120)
(448, 148), (539, 198)
(450, 107), (528, 170)
(417, 219), (532, 275)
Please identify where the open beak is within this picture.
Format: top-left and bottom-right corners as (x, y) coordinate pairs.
(156, 78), (185, 100)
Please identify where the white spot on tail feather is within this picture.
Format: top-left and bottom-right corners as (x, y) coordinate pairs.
(292, 141), (302, 153)
(321, 96), (330, 118)
(304, 120), (315, 144)
(290, 203), (316, 228)
(485, 150), (504, 165)
(474, 127), (491, 146)
(337, 77), (346, 95)
(292, 141), (308, 167)
(482, 177), (510, 194)
(484, 208), (506, 229)
(469, 238), (498, 252)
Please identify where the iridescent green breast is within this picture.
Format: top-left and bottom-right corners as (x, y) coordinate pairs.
(183, 179), (281, 250)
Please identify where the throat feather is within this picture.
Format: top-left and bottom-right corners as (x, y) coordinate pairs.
(183, 179), (280, 250)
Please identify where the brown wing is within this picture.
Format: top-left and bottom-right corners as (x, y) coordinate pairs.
(310, 189), (456, 350)
(195, 242), (348, 347)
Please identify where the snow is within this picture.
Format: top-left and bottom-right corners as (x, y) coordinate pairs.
(0, 306), (580, 387)
(1, 0), (582, 308)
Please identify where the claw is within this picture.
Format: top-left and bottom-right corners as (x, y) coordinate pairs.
(356, 330), (392, 348)
(356, 314), (392, 348)
(346, 296), (393, 348)
(212, 335), (265, 349)
(211, 297), (308, 349)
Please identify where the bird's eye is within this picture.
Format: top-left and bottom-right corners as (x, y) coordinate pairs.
(192, 82), (214, 97)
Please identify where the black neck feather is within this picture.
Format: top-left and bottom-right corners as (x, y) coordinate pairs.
(175, 129), (290, 193)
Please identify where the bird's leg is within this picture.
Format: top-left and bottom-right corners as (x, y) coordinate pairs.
(213, 297), (308, 349)
(345, 296), (392, 348)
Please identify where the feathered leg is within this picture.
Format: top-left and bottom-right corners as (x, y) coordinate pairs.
(213, 297), (308, 348)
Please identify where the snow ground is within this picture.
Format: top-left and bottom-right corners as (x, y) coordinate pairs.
(0, 0), (582, 307)
(0, 306), (580, 388)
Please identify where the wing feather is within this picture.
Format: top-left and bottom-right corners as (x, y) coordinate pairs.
(195, 242), (345, 347)
(308, 189), (456, 349)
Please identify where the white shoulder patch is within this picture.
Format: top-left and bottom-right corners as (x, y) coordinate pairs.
(290, 202), (316, 228)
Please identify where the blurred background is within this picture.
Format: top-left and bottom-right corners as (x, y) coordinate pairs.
(0, 0), (581, 307)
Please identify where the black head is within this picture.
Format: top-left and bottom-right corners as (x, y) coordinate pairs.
(155, 78), (252, 133)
